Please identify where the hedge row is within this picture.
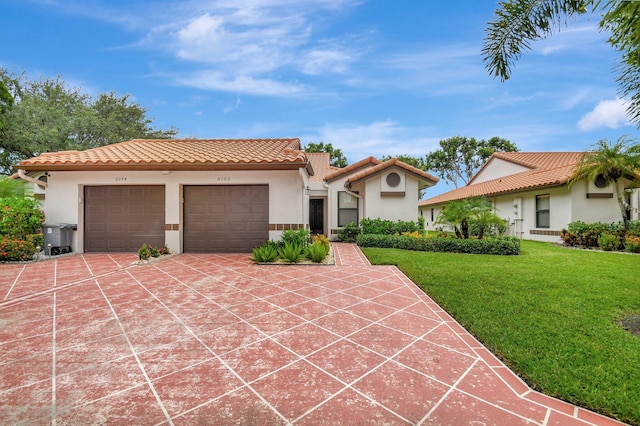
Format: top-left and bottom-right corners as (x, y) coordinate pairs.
(356, 234), (521, 255)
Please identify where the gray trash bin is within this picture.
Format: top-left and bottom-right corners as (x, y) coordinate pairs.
(42, 223), (76, 255)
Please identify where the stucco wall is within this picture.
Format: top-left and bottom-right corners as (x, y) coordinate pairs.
(470, 158), (529, 184)
(420, 180), (633, 243)
(42, 168), (307, 253)
(363, 172), (420, 222)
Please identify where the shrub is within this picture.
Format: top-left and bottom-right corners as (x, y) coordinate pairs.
(138, 243), (170, 260)
(277, 241), (305, 263)
(0, 238), (37, 261)
(598, 233), (621, 251)
(251, 242), (279, 263)
(281, 228), (310, 249)
(356, 234), (520, 255)
(26, 233), (44, 250)
(138, 243), (152, 260)
(0, 197), (45, 239)
(625, 235), (640, 253)
(306, 242), (330, 263)
(337, 222), (360, 243)
(360, 218), (420, 235)
(312, 234), (330, 246)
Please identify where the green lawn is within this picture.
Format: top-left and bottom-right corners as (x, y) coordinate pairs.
(362, 240), (640, 425)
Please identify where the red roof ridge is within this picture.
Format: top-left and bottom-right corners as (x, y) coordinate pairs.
(346, 157), (438, 186)
(324, 156), (381, 182)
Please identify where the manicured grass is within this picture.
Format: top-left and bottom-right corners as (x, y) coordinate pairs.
(362, 241), (640, 425)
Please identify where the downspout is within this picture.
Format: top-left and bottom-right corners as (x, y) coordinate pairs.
(344, 180), (363, 224)
(18, 169), (48, 189)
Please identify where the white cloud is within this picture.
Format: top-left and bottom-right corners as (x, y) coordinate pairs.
(224, 97), (242, 113)
(577, 98), (631, 131)
(306, 121), (440, 162)
(177, 71), (306, 96)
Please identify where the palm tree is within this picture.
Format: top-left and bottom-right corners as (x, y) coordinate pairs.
(435, 199), (469, 239)
(435, 197), (505, 239)
(473, 209), (507, 240)
(568, 136), (640, 230)
(483, 0), (640, 125)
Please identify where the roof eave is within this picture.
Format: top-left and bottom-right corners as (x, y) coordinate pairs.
(419, 180), (567, 207)
(16, 162), (309, 172)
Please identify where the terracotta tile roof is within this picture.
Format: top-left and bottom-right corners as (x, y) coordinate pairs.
(324, 156), (381, 182)
(346, 158), (439, 187)
(16, 138), (309, 171)
(307, 153), (340, 182)
(419, 152), (584, 206)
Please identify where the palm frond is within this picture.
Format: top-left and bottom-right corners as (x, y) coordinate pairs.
(483, 0), (589, 81)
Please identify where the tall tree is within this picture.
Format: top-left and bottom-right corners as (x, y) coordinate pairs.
(0, 69), (177, 174)
(0, 79), (14, 131)
(483, 0), (640, 125)
(380, 154), (427, 171)
(425, 136), (518, 188)
(304, 141), (348, 168)
(568, 136), (640, 230)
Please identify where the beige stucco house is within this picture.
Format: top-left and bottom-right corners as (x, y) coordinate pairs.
(419, 152), (640, 242)
(16, 138), (438, 253)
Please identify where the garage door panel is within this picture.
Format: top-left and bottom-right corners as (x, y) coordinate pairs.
(184, 185), (269, 253)
(84, 186), (165, 252)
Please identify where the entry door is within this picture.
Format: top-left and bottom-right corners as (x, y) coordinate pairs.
(309, 199), (324, 234)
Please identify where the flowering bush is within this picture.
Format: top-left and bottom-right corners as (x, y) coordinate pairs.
(0, 197), (45, 239)
(0, 197), (45, 261)
(0, 238), (37, 261)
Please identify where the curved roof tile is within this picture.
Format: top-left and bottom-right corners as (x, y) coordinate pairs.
(16, 138), (308, 171)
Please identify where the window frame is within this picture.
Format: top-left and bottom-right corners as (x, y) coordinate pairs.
(337, 191), (359, 227)
(536, 194), (550, 229)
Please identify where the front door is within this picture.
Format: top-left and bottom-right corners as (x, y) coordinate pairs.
(309, 199), (324, 234)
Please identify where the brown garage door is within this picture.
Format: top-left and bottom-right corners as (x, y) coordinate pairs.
(183, 185), (269, 253)
(84, 186), (165, 252)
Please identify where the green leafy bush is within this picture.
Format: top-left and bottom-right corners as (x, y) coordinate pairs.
(0, 238), (37, 261)
(625, 235), (640, 253)
(337, 222), (360, 242)
(360, 217), (420, 235)
(277, 241), (306, 263)
(138, 243), (170, 260)
(0, 197), (45, 239)
(598, 233), (621, 251)
(306, 242), (330, 263)
(280, 228), (310, 249)
(26, 233), (44, 250)
(563, 220), (640, 250)
(0, 196), (45, 261)
(356, 234), (520, 255)
(251, 242), (279, 263)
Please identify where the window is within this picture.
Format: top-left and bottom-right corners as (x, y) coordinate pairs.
(338, 191), (358, 226)
(536, 194), (550, 228)
(430, 208), (434, 222)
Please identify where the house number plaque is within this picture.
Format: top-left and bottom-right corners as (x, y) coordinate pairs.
(217, 176), (231, 182)
(115, 177), (127, 182)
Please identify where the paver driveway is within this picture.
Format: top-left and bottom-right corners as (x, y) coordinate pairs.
(0, 244), (624, 425)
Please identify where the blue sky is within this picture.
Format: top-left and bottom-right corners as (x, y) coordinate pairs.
(1, 0), (637, 196)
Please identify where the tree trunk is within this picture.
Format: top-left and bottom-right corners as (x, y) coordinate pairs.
(461, 219), (469, 239)
(454, 226), (462, 239)
(614, 180), (629, 231)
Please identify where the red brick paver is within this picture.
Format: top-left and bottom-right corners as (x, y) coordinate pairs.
(0, 247), (626, 425)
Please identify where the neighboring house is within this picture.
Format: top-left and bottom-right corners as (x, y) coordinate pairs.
(418, 152), (640, 242)
(15, 138), (438, 253)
